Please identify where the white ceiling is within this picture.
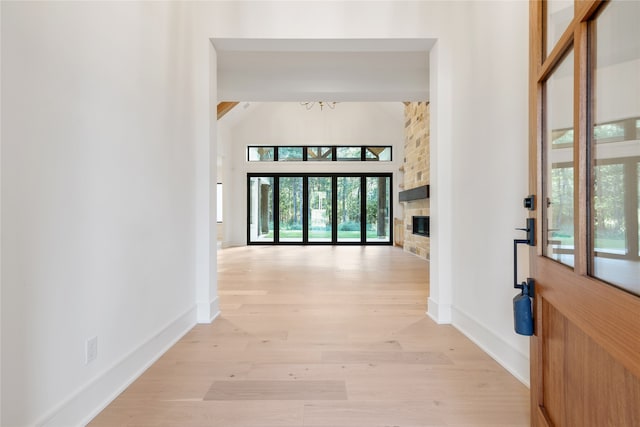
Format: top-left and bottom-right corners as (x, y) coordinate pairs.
(212, 38), (434, 102)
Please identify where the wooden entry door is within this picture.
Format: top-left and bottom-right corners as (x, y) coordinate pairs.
(529, 1), (640, 425)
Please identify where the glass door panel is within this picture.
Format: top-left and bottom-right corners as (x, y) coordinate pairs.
(249, 176), (274, 242)
(593, 163), (626, 255)
(590, 1), (640, 295)
(337, 177), (362, 242)
(366, 176), (390, 242)
(308, 177), (332, 242)
(546, 1), (574, 57)
(544, 49), (575, 267)
(279, 177), (303, 242)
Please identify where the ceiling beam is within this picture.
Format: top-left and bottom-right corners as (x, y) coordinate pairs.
(217, 102), (239, 120)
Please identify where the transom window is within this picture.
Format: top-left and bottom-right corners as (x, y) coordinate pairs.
(247, 145), (392, 162)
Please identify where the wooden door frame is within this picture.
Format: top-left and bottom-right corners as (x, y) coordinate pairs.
(529, 0), (640, 424)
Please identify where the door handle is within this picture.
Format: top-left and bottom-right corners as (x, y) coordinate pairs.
(513, 218), (535, 336)
(513, 217), (535, 288)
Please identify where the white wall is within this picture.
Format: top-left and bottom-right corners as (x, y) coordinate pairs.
(219, 102), (405, 247)
(2, 1), (532, 425)
(447, 1), (531, 383)
(1, 2), (203, 425)
(0, 3), (3, 422)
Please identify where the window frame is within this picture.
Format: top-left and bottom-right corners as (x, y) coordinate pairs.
(247, 172), (393, 246)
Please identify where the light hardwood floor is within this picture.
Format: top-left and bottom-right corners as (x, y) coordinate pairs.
(90, 246), (530, 426)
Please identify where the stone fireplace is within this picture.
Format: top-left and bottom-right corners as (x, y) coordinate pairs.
(400, 102), (430, 260)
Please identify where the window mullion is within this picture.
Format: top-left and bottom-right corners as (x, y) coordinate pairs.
(331, 176), (338, 243)
(360, 176), (366, 243)
(303, 176), (309, 243)
(274, 176), (280, 243)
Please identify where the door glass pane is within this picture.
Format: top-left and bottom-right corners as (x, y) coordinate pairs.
(249, 177), (274, 242)
(593, 164), (625, 255)
(544, 49), (574, 266)
(366, 177), (390, 242)
(279, 177), (303, 242)
(590, 1), (640, 295)
(546, 0), (573, 57)
(337, 177), (361, 242)
(308, 177), (332, 242)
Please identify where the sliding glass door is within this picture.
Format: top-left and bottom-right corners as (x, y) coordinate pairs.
(279, 177), (303, 242)
(308, 177), (332, 242)
(248, 176), (274, 242)
(366, 176), (390, 242)
(337, 177), (362, 242)
(248, 173), (392, 245)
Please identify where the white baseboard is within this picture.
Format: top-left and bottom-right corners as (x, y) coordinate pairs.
(427, 296), (452, 324)
(210, 297), (220, 322)
(451, 306), (530, 387)
(221, 240), (244, 249)
(37, 305), (198, 427)
(197, 296), (220, 323)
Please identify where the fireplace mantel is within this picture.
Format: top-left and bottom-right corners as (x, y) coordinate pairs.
(399, 185), (429, 202)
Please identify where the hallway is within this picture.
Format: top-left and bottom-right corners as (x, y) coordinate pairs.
(90, 246), (529, 426)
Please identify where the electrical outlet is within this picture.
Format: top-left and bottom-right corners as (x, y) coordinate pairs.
(86, 336), (98, 364)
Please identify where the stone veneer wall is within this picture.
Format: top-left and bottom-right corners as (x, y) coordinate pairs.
(402, 102), (430, 260)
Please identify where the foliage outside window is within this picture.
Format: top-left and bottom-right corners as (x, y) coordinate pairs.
(552, 129), (574, 146)
(249, 147), (274, 161)
(593, 123), (625, 142)
(593, 164), (626, 254)
(550, 165), (574, 251)
(365, 147), (391, 161)
(307, 147), (333, 161)
(277, 147), (303, 161)
(551, 117), (640, 146)
(336, 147), (362, 161)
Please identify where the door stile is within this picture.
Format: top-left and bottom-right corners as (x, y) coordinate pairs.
(529, 1), (544, 423)
(574, 21), (589, 275)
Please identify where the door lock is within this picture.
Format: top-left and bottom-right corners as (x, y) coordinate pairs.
(523, 195), (535, 210)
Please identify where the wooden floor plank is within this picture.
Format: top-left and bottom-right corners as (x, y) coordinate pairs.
(204, 380), (347, 401)
(302, 401), (446, 426)
(89, 246), (529, 426)
(321, 350), (453, 365)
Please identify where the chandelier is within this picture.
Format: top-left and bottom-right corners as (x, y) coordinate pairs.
(300, 101), (337, 111)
